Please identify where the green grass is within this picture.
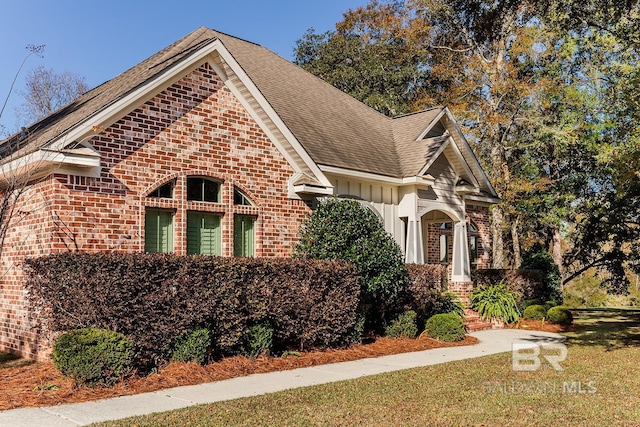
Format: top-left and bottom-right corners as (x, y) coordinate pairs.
(93, 310), (640, 426)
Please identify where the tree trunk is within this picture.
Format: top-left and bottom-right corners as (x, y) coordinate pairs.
(491, 205), (505, 269)
(511, 217), (521, 269)
(552, 227), (564, 290)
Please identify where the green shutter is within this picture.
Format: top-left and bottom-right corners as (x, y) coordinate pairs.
(234, 215), (255, 257)
(145, 209), (173, 253)
(187, 212), (221, 255)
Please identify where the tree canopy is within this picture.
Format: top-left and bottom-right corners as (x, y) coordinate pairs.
(295, 0), (640, 292)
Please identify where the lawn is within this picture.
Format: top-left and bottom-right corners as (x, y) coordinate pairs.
(94, 310), (640, 426)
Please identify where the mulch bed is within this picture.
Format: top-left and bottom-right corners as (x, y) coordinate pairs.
(0, 335), (477, 411)
(506, 319), (578, 333)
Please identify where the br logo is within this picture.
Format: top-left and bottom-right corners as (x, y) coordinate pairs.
(512, 341), (568, 372)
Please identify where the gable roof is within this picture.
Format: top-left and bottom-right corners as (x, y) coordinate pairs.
(0, 27), (498, 199)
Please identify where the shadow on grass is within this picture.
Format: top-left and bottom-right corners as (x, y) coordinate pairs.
(564, 309), (640, 350)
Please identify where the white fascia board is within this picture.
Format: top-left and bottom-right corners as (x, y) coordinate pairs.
(446, 135), (480, 188)
(212, 48), (332, 188)
(464, 193), (502, 205)
(293, 185), (334, 196)
(320, 164), (433, 187)
(0, 148), (101, 179)
(415, 108), (446, 141)
(46, 39), (224, 151)
(443, 107), (499, 197)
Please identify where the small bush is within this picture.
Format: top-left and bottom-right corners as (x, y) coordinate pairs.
(471, 283), (520, 324)
(52, 328), (133, 387)
(523, 305), (547, 320)
(241, 323), (274, 358)
(424, 313), (466, 342)
(170, 328), (211, 365)
(414, 290), (465, 327)
(350, 313), (366, 344)
(547, 306), (573, 325)
(543, 300), (558, 312)
(385, 310), (418, 339)
(519, 299), (542, 313)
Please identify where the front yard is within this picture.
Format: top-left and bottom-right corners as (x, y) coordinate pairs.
(94, 309), (640, 426)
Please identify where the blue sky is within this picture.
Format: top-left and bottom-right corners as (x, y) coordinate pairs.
(0, 0), (367, 133)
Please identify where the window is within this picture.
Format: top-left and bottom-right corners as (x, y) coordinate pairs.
(234, 188), (253, 206)
(187, 177), (221, 202)
(234, 215), (256, 257)
(145, 209), (173, 253)
(148, 181), (174, 198)
(469, 235), (478, 265)
(187, 212), (221, 255)
(440, 234), (449, 263)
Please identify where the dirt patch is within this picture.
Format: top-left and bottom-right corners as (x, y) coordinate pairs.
(0, 335), (477, 411)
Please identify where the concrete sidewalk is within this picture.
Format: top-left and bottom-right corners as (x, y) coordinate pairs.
(0, 329), (564, 426)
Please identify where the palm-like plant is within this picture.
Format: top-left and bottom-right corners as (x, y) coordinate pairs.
(470, 283), (520, 324)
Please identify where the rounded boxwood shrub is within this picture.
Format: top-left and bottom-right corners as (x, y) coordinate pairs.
(52, 328), (133, 387)
(547, 306), (573, 325)
(424, 313), (466, 342)
(523, 304), (547, 320)
(385, 310), (418, 339)
(170, 327), (211, 365)
(241, 322), (274, 358)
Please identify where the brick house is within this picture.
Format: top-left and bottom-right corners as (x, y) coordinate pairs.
(0, 28), (499, 359)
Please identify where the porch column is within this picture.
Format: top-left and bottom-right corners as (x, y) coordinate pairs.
(451, 221), (471, 282)
(404, 219), (424, 264)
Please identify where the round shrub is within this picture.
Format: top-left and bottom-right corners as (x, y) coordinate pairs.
(170, 328), (211, 365)
(53, 328), (133, 387)
(424, 313), (466, 342)
(385, 310), (418, 339)
(523, 304), (547, 320)
(241, 322), (274, 358)
(294, 198), (409, 328)
(519, 299), (542, 313)
(547, 306), (573, 325)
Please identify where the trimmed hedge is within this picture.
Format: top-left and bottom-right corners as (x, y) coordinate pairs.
(547, 306), (573, 325)
(424, 313), (466, 342)
(170, 328), (211, 365)
(523, 305), (547, 320)
(52, 328), (133, 387)
(385, 310), (418, 339)
(26, 253), (360, 368)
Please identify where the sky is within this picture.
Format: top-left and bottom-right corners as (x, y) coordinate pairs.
(0, 0), (367, 134)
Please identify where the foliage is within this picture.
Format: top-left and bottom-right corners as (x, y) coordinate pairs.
(385, 311), (418, 339)
(170, 328), (211, 365)
(406, 263), (447, 304)
(523, 305), (547, 320)
(546, 306), (574, 325)
(52, 328), (133, 387)
(241, 323), (274, 358)
(520, 250), (562, 302)
(26, 253), (360, 369)
(424, 313), (466, 342)
(294, 198), (409, 329)
(470, 283), (520, 324)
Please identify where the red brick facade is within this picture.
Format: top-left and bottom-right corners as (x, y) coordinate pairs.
(0, 64), (311, 359)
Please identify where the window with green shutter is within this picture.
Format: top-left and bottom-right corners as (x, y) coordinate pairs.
(145, 209), (174, 253)
(234, 215), (256, 257)
(187, 212), (222, 255)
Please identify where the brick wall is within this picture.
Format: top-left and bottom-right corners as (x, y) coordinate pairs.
(0, 63), (311, 359)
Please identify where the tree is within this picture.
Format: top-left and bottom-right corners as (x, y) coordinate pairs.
(18, 65), (87, 123)
(293, 198), (409, 329)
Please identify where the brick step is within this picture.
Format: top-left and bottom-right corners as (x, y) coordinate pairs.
(465, 321), (494, 332)
(463, 308), (500, 332)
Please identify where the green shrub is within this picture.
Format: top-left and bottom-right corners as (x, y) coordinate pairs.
(294, 198), (409, 329)
(543, 300), (558, 312)
(241, 323), (274, 358)
(547, 306), (573, 325)
(350, 313), (366, 344)
(412, 290), (465, 329)
(519, 299), (542, 313)
(170, 328), (211, 365)
(52, 328), (133, 387)
(521, 250), (562, 303)
(424, 313), (466, 342)
(523, 304), (547, 320)
(385, 310), (418, 339)
(471, 283), (520, 324)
